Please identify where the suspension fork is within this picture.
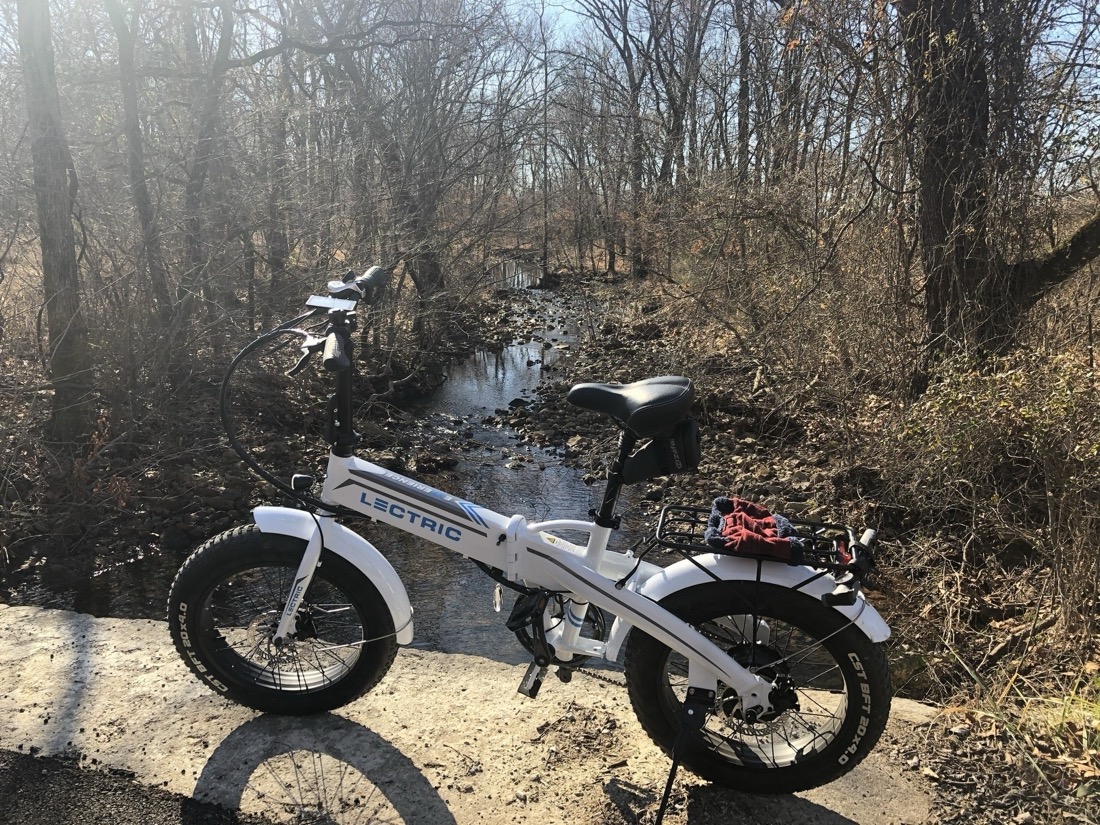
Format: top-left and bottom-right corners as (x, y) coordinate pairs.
(272, 311), (352, 645)
(272, 515), (327, 642)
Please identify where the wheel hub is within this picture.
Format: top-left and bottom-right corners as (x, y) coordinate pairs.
(714, 642), (799, 726)
(246, 610), (298, 663)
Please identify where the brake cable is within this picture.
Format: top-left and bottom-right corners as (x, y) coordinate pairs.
(220, 311), (358, 518)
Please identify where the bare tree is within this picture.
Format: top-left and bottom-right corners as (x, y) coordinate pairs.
(16, 0), (94, 443)
(178, 0), (235, 325)
(104, 0), (173, 321)
(575, 0), (654, 278)
(899, 0), (1100, 366)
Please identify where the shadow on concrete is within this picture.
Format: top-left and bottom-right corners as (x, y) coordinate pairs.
(602, 778), (859, 824)
(191, 712), (456, 824)
(687, 783), (859, 824)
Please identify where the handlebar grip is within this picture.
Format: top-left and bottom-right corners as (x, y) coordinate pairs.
(356, 265), (388, 305)
(322, 332), (351, 372)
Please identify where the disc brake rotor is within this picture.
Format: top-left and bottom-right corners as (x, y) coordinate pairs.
(246, 610), (296, 664)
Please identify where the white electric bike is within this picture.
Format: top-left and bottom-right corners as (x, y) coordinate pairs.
(168, 267), (892, 804)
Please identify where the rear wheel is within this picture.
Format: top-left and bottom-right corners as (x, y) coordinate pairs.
(168, 526), (398, 714)
(624, 581), (891, 792)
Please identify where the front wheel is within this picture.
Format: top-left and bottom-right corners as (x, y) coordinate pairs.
(624, 581), (891, 793)
(168, 525), (398, 714)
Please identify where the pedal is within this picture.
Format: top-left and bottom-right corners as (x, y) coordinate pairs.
(518, 662), (547, 698)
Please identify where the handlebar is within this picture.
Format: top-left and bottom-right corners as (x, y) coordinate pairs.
(282, 266), (389, 377)
(313, 266), (387, 373)
(221, 265), (389, 507)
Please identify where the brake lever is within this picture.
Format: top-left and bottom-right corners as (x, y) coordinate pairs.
(285, 334), (326, 377)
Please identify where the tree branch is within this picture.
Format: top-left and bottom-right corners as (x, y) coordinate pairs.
(226, 19), (465, 68)
(1011, 209), (1100, 307)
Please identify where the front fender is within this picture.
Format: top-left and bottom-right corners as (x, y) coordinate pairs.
(605, 553), (890, 660)
(252, 506), (414, 645)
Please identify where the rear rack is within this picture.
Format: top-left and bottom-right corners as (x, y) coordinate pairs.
(654, 504), (862, 575)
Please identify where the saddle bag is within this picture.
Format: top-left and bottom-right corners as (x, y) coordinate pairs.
(621, 418), (701, 484)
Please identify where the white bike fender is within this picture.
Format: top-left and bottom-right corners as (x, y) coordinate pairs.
(620, 553), (890, 647)
(252, 506), (414, 645)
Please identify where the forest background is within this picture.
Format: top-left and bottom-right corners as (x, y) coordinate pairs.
(1, 0), (1099, 814)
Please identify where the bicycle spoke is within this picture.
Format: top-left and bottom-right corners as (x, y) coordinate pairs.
(203, 562), (366, 693)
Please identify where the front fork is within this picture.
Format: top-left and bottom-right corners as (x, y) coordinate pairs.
(272, 516), (326, 642)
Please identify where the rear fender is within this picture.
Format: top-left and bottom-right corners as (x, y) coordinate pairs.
(605, 552), (890, 660)
(252, 506), (414, 645)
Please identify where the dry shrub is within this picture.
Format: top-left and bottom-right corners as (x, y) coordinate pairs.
(669, 176), (921, 410)
(890, 352), (1100, 635)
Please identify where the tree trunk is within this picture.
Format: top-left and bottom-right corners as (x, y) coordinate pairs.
(1009, 211), (1100, 313)
(17, 0), (94, 443)
(900, 0), (996, 358)
(733, 0), (752, 185)
(264, 52), (292, 302)
(900, 0), (1100, 363)
(179, 0), (234, 323)
(105, 0), (172, 322)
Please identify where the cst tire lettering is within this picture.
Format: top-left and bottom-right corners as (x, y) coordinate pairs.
(838, 652), (873, 766)
(176, 601), (229, 693)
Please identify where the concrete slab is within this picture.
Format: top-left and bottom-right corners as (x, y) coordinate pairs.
(0, 604), (936, 823)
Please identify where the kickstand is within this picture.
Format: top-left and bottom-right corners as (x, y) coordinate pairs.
(653, 687), (714, 825)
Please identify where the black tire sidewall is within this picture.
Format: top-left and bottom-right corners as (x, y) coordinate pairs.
(625, 580), (891, 793)
(168, 526), (397, 714)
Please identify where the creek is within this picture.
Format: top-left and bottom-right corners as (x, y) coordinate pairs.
(375, 278), (603, 662)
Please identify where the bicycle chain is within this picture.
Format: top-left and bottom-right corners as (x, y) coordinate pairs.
(577, 666), (626, 687)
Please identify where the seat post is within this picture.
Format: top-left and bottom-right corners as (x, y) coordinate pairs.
(593, 429), (637, 528)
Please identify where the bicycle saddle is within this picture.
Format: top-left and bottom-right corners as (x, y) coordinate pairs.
(566, 376), (694, 438)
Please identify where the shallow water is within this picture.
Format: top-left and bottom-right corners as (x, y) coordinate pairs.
(375, 290), (612, 662)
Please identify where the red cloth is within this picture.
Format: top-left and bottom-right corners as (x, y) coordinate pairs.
(716, 497), (794, 558)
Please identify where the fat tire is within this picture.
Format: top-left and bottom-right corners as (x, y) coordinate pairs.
(624, 581), (891, 793)
(168, 525), (398, 714)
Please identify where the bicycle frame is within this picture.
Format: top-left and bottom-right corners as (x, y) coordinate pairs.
(313, 450), (767, 697)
